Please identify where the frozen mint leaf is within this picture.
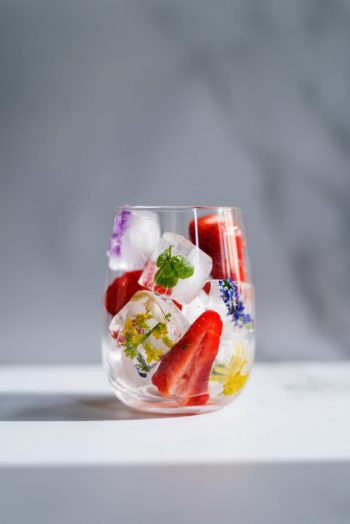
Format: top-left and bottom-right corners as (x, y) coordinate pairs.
(154, 262), (178, 288)
(171, 255), (194, 279)
(156, 245), (172, 268)
(154, 244), (194, 288)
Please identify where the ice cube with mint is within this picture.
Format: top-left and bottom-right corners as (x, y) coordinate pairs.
(139, 232), (212, 304)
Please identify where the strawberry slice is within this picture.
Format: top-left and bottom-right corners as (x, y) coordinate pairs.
(104, 270), (143, 316)
(152, 310), (223, 406)
(189, 214), (247, 281)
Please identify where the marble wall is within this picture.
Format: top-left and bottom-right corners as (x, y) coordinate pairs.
(1, 0), (349, 363)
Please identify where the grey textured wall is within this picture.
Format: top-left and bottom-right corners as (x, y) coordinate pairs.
(1, 0), (349, 363)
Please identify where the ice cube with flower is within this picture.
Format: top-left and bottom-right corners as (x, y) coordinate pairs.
(109, 290), (189, 377)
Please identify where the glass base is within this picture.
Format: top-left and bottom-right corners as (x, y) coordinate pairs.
(108, 374), (234, 416)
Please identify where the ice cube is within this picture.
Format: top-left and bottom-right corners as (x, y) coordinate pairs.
(206, 279), (254, 335)
(109, 290), (189, 379)
(107, 209), (161, 271)
(139, 232), (212, 304)
(205, 280), (229, 326)
(205, 278), (255, 364)
(209, 338), (254, 399)
(181, 290), (209, 324)
(215, 330), (255, 363)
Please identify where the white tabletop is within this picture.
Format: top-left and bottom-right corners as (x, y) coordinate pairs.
(1, 362), (350, 466)
(1, 362), (350, 524)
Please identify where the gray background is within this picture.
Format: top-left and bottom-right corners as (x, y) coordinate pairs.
(1, 0), (349, 364)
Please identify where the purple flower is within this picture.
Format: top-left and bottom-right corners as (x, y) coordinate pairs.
(218, 278), (252, 328)
(107, 209), (131, 258)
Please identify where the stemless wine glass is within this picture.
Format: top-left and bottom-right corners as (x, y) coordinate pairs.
(102, 206), (255, 415)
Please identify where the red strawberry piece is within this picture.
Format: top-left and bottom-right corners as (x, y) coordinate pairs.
(189, 214), (247, 281)
(202, 282), (211, 294)
(235, 231), (246, 281)
(152, 310), (223, 406)
(172, 300), (183, 311)
(153, 285), (172, 296)
(105, 268), (182, 316)
(104, 270), (144, 316)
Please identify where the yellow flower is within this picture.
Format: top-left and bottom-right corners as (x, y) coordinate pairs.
(211, 343), (249, 396)
(143, 341), (164, 364)
(134, 312), (153, 329)
(122, 318), (139, 340)
(152, 322), (174, 348)
(121, 318), (144, 358)
(120, 309), (173, 364)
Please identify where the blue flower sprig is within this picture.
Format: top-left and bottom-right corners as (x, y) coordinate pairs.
(218, 278), (253, 329)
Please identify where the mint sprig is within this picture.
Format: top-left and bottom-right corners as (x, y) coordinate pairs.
(154, 245), (194, 289)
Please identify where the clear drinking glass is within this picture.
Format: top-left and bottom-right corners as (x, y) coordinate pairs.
(102, 206), (255, 415)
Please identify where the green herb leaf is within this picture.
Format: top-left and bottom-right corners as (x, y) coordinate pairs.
(156, 245), (172, 267)
(171, 255), (194, 279)
(153, 244), (195, 289)
(154, 263), (179, 288)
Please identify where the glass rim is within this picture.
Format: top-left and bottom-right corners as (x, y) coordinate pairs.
(115, 205), (242, 212)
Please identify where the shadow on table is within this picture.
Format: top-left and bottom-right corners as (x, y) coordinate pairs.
(0, 393), (173, 421)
